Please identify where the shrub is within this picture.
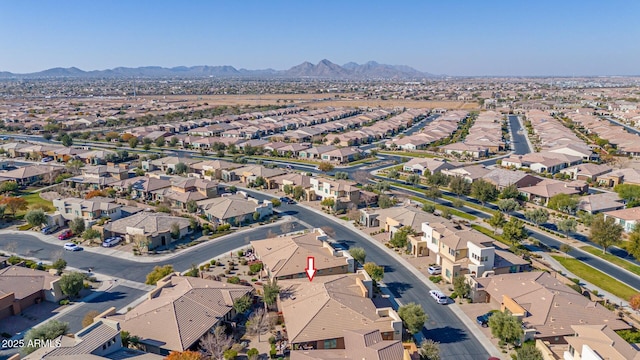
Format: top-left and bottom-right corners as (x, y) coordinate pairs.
(429, 275), (442, 283)
(227, 276), (240, 284)
(59, 299), (70, 305)
(249, 262), (263, 273)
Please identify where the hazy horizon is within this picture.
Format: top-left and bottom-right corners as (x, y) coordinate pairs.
(1, 0), (639, 76)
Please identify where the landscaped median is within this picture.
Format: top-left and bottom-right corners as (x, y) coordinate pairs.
(409, 196), (476, 221)
(551, 255), (637, 301)
(579, 246), (640, 277)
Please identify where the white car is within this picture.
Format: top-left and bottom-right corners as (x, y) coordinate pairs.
(63, 242), (81, 251)
(429, 290), (448, 305)
(428, 265), (442, 275)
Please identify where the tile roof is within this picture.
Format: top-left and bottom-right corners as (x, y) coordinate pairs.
(104, 212), (190, 237)
(0, 265), (59, 299)
(109, 275), (251, 352)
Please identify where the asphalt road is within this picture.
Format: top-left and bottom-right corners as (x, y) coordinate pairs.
(604, 116), (640, 136)
(56, 285), (148, 333)
(0, 221), (305, 282)
(508, 114), (532, 155)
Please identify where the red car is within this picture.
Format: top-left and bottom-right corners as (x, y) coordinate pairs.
(58, 230), (73, 240)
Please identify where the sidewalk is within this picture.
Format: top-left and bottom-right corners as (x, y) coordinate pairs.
(538, 252), (630, 308)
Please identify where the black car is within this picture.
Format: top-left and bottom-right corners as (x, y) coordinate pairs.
(280, 197), (295, 204)
(476, 311), (495, 327)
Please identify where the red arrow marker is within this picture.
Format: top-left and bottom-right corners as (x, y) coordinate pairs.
(305, 256), (317, 282)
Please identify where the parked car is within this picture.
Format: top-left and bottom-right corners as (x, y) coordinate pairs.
(279, 196), (295, 204)
(41, 224), (59, 235)
(476, 311), (496, 327)
(41, 157), (53, 163)
(58, 230), (73, 240)
(429, 290), (448, 305)
(63, 242), (81, 251)
(427, 265), (442, 275)
(102, 236), (123, 248)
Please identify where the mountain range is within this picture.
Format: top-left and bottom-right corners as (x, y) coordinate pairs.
(0, 60), (435, 79)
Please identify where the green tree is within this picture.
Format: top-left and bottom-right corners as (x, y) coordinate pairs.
(559, 243), (572, 257)
(470, 179), (498, 205)
(170, 137), (179, 147)
(246, 348), (259, 360)
(184, 264), (199, 277)
(524, 208), (549, 227)
(69, 217), (85, 235)
(349, 247), (366, 264)
(292, 185), (305, 200)
(614, 184), (640, 206)
(143, 143), (151, 151)
(154, 137), (166, 147)
(60, 133), (73, 147)
(448, 176), (470, 198)
(320, 197), (335, 210)
(186, 200), (198, 213)
(363, 262), (384, 282)
(378, 194), (394, 209)
(453, 275), (470, 300)
(557, 218), (577, 236)
(170, 222), (181, 239)
(488, 212), (506, 234)
(81, 228), (101, 240)
(387, 169), (400, 179)
(590, 214), (623, 254)
(497, 198), (519, 213)
(547, 193), (579, 214)
(515, 344), (543, 360)
(25, 209), (47, 228)
(579, 212), (594, 226)
(407, 173), (421, 185)
(253, 176), (266, 188)
(128, 137), (139, 149)
(418, 339), (441, 360)
(502, 218), (528, 246)
(390, 226), (414, 248)
(488, 310), (523, 350)
(499, 184), (520, 199)
(253, 211), (260, 221)
(145, 265), (174, 285)
(334, 171), (349, 180)
(628, 225), (640, 261)
(425, 187), (442, 200)
(175, 162), (188, 175)
(0, 181), (19, 195)
(398, 302), (427, 334)
(52, 258), (67, 271)
(283, 184), (293, 195)
(270, 198), (281, 207)
(22, 320), (69, 354)
(59, 272), (85, 298)
(233, 294), (252, 314)
(66, 159), (85, 174)
(422, 202), (436, 213)
(263, 278), (280, 309)
(426, 172), (449, 189)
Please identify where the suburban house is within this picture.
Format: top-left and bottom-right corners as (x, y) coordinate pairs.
(440, 142), (489, 159)
(222, 165), (287, 189)
(65, 164), (130, 189)
(470, 272), (629, 344)
(24, 318), (162, 360)
(278, 272), (402, 351)
(197, 193), (273, 226)
(442, 165), (491, 183)
(482, 168), (542, 190)
(142, 156), (201, 173)
(597, 168), (640, 187)
(271, 173), (313, 195)
(402, 158), (459, 175)
(578, 193), (625, 215)
(151, 177), (220, 210)
(562, 324), (640, 360)
(251, 229), (355, 280)
(103, 212), (192, 250)
(290, 329), (406, 360)
(604, 207), (640, 233)
(360, 204), (438, 239)
(107, 274), (252, 355)
(190, 159), (238, 179)
(109, 175), (171, 201)
(320, 147), (361, 163)
(0, 265), (64, 321)
(298, 145), (338, 160)
(53, 196), (123, 226)
(519, 179), (588, 205)
(560, 163), (612, 182)
(0, 164), (64, 185)
(310, 177), (361, 210)
(501, 152), (583, 174)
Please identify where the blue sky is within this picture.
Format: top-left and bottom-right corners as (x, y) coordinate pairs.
(1, 0), (638, 76)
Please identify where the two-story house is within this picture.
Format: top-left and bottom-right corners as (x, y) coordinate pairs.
(53, 196), (123, 226)
(310, 177), (361, 210)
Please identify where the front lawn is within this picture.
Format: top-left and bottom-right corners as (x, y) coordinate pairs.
(551, 255), (637, 301)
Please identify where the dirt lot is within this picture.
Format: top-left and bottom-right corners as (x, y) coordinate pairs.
(140, 94), (480, 110)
